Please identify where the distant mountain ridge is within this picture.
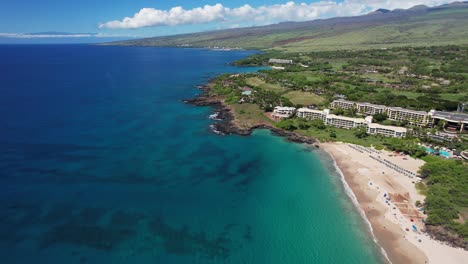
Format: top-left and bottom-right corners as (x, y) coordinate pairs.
(368, 9), (391, 15)
(106, 1), (468, 51)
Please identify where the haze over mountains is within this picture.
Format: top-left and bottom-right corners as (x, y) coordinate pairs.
(107, 1), (468, 51)
(0, 31), (134, 44)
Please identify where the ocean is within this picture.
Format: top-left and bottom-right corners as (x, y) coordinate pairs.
(0, 45), (383, 263)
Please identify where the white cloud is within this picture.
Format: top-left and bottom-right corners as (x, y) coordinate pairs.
(99, 1), (451, 29)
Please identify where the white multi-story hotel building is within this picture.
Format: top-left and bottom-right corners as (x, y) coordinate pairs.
(298, 108), (364, 129)
(367, 123), (407, 138)
(356, 102), (387, 115)
(386, 107), (429, 126)
(295, 108), (407, 137)
(296, 108), (329, 121)
(330, 100), (430, 126)
(330, 99), (355, 110)
(273, 106), (296, 118)
(325, 114), (367, 129)
(297, 108), (366, 129)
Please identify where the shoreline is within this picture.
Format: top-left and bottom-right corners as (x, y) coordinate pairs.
(321, 142), (468, 264)
(184, 85), (317, 145)
(185, 81), (468, 264)
(324, 149), (392, 264)
(321, 144), (425, 264)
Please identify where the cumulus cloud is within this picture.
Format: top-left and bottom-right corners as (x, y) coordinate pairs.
(99, 0), (450, 29)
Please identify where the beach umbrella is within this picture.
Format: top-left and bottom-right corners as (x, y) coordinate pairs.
(412, 225), (417, 231)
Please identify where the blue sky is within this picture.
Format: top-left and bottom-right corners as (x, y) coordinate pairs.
(0, 0), (451, 43)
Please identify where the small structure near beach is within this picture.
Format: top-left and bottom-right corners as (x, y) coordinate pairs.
(461, 150), (468, 160)
(273, 106), (296, 120)
(268, 58), (293, 64)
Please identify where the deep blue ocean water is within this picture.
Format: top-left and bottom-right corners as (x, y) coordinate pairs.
(0, 45), (383, 263)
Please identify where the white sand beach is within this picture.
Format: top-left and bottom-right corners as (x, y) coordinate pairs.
(321, 142), (468, 264)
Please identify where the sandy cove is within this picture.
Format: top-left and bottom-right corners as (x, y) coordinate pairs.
(321, 142), (468, 264)
(186, 90), (467, 263)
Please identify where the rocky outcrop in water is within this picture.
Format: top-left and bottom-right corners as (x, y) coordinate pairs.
(184, 85), (317, 145)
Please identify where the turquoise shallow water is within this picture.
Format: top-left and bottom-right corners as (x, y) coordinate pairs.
(0, 45), (382, 263)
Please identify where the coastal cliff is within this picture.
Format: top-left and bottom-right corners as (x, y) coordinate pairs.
(184, 85), (317, 145)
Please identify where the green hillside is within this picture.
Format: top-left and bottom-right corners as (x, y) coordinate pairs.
(106, 2), (468, 51)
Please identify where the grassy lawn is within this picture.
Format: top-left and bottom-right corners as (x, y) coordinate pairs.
(439, 93), (468, 101)
(421, 155), (443, 163)
(361, 73), (396, 83)
(231, 103), (271, 129)
(297, 126), (388, 146)
(245, 76), (265, 87)
(276, 16), (468, 52)
(375, 88), (467, 102)
(246, 77), (285, 93)
(283, 91), (325, 106)
(333, 82), (358, 89)
(329, 61), (347, 71)
(287, 71), (323, 82)
(386, 89), (422, 100)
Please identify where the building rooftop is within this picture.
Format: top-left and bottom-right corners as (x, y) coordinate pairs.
(297, 108), (324, 113)
(268, 58), (293, 64)
(356, 102), (387, 108)
(326, 114), (366, 123)
(430, 111), (468, 123)
(332, 99), (355, 104)
(274, 106), (296, 111)
(386, 106), (428, 115)
(368, 123), (407, 132)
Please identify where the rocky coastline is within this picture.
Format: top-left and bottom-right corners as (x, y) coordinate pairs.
(184, 85), (317, 146)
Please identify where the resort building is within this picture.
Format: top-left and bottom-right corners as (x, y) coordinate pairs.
(330, 99), (356, 110)
(386, 107), (429, 126)
(429, 110), (468, 133)
(268, 58), (293, 64)
(330, 100), (431, 126)
(325, 115), (367, 129)
(367, 123), (407, 138)
(307, 100), (468, 136)
(295, 108), (406, 137)
(356, 102), (387, 115)
(297, 108), (366, 130)
(296, 108), (329, 122)
(273, 106), (296, 119)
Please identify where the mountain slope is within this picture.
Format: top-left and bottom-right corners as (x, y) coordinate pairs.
(107, 2), (468, 51)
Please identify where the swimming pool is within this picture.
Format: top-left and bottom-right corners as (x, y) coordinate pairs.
(425, 147), (450, 158)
